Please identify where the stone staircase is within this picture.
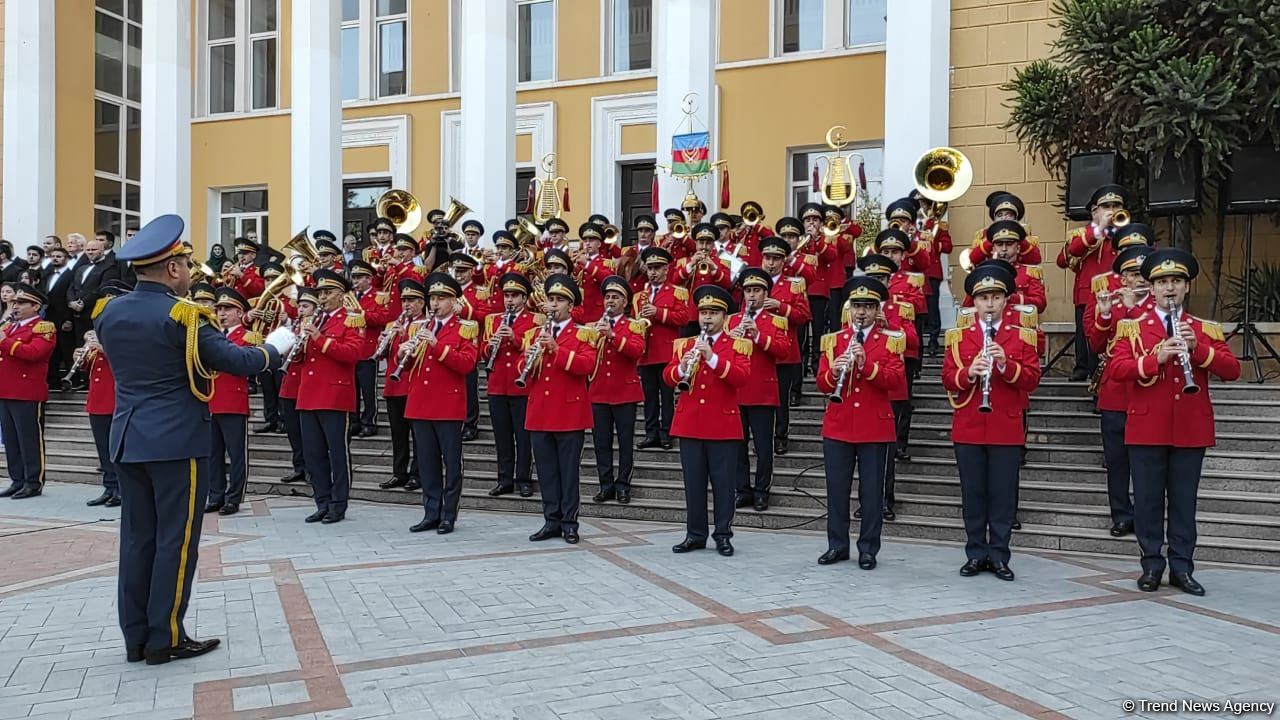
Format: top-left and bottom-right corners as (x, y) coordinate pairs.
(13, 358), (1280, 565)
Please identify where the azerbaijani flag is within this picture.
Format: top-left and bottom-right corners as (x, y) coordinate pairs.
(671, 132), (711, 177)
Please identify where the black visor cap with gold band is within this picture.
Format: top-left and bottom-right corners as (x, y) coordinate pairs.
(844, 276), (888, 304)
(857, 253), (898, 277)
(579, 224), (604, 242)
(312, 268), (352, 292)
(546, 218), (569, 234)
(641, 246), (672, 267)
(115, 214), (191, 266)
(987, 219), (1027, 245)
(348, 260), (376, 277)
(964, 259), (1017, 297)
(1140, 248), (1198, 282)
(634, 215), (657, 231)
(13, 283), (48, 306)
(885, 198), (919, 222)
(738, 267), (773, 292)
(601, 274), (632, 300)
(397, 278), (426, 301)
(214, 287), (250, 312)
(500, 272), (532, 296)
(544, 272), (582, 304)
(694, 285), (735, 314)
(190, 282), (217, 302)
(544, 248), (572, 270)
(1089, 184), (1127, 210)
(492, 230), (516, 249)
(1112, 222), (1156, 250)
(394, 233), (418, 251)
(1113, 246), (1151, 275)
(693, 223), (717, 243)
(874, 228), (910, 253)
(425, 271), (462, 298)
(985, 191), (1025, 220)
(759, 237), (789, 257)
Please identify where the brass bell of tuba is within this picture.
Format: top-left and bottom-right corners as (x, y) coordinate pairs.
(815, 125), (865, 210)
(913, 147), (973, 206)
(376, 189), (423, 235)
(283, 226), (321, 273)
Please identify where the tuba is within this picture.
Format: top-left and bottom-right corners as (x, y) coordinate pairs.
(376, 189), (423, 234)
(815, 125), (865, 210)
(190, 261), (217, 284)
(283, 226), (320, 274)
(530, 153), (568, 224)
(913, 147), (973, 213)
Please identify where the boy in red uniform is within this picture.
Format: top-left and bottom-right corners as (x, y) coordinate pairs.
(730, 268), (791, 512)
(943, 263), (1042, 581)
(205, 288), (257, 516)
(522, 274), (597, 544)
(0, 284), (56, 499)
(402, 272), (479, 535)
(82, 280), (131, 507)
(483, 273), (540, 498)
(759, 237), (811, 452)
(816, 277), (906, 569)
(665, 285), (752, 557)
(377, 278), (426, 492)
(634, 247), (690, 450)
(588, 276), (647, 504)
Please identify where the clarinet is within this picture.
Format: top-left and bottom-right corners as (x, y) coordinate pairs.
(1167, 299), (1201, 395)
(390, 309), (437, 382)
(484, 310), (517, 373)
(64, 331), (99, 383)
(514, 320), (552, 389)
(828, 316), (866, 404)
(675, 323), (712, 392)
(372, 310), (410, 361)
(280, 315), (313, 373)
(979, 312), (996, 414)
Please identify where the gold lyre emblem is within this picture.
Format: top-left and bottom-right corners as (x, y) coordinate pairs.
(816, 126), (864, 210)
(531, 153), (569, 225)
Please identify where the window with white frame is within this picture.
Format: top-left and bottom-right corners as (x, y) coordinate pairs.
(340, 0), (409, 102)
(94, 0), (142, 240)
(518, 0), (554, 83)
(219, 189), (270, 253)
(781, 0), (823, 54)
(776, 0), (886, 56)
(788, 145), (884, 216)
(203, 0), (278, 114)
(611, 0), (652, 73)
(846, 0), (887, 47)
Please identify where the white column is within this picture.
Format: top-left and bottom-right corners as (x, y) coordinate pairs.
(459, 0), (515, 230)
(2, 0), (55, 242)
(883, 0), (954, 323)
(654, 0), (716, 228)
(292, 0), (343, 237)
(139, 0), (191, 225)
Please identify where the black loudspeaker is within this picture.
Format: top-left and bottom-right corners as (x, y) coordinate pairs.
(1066, 151), (1119, 221)
(1147, 148), (1201, 214)
(1223, 146), (1280, 214)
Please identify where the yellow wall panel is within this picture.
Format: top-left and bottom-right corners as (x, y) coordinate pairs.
(620, 123), (656, 155)
(718, 0), (770, 63)
(411, 0), (452, 95)
(557, 0), (601, 80)
(516, 133), (533, 164)
(345, 97), (460, 209)
(343, 145), (390, 174)
(54, 1), (95, 238)
(190, 114), (292, 254)
(280, 0), (292, 107)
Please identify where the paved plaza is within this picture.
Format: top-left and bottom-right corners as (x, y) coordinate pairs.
(1, 486), (1277, 720)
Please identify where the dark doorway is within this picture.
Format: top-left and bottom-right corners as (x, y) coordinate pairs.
(618, 161), (655, 246)
(344, 179), (392, 249)
(515, 168), (536, 218)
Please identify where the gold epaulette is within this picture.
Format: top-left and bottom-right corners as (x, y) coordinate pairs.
(375, 292), (391, 306)
(476, 287), (491, 301)
(169, 297), (219, 330)
(790, 278), (806, 294)
(459, 320), (479, 341)
(1091, 273), (1111, 295)
(939, 221), (949, 232)
(605, 258), (618, 270)
(840, 304), (852, 326)
(673, 286), (689, 301)
(955, 308), (975, 330)
(1014, 304), (1039, 328)
(820, 332), (838, 359)
(1018, 327), (1037, 346)
(345, 312), (366, 329)
(907, 272), (925, 288)
(1201, 319), (1224, 342)
(897, 300), (916, 322)
(804, 254), (818, 266)
(733, 337), (753, 355)
(629, 319), (649, 335)
(91, 295), (113, 320)
(884, 329), (906, 355)
(1026, 234), (1040, 249)
(533, 313), (547, 326)
(33, 320), (55, 337)
(1024, 264), (1043, 280)
(522, 328), (538, 347)
(1070, 227), (1088, 241)
(972, 229), (984, 246)
(945, 327), (964, 348)
(772, 315), (787, 330)
(576, 325), (598, 344)
(244, 331), (264, 346)
(673, 337), (692, 357)
(1115, 318), (1140, 341)
(485, 314), (497, 335)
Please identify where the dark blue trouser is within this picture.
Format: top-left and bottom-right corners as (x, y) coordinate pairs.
(353, 360), (378, 430)
(824, 439), (889, 556)
(1100, 410), (1134, 525)
(737, 405), (775, 500)
(638, 364), (674, 441)
(208, 414), (248, 506)
(116, 458), (207, 652)
(531, 430), (584, 532)
(279, 397), (305, 477)
(412, 419), (463, 523)
(0, 400), (44, 491)
(806, 295), (829, 368)
(925, 277), (942, 347)
(679, 437), (740, 543)
(300, 410), (351, 513)
(465, 370), (479, 433)
(385, 395), (417, 482)
(775, 363), (801, 436)
(260, 368), (282, 425)
(955, 443), (1021, 564)
(1129, 445), (1205, 576)
(89, 413), (118, 496)
(592, 402), (636, 493)
(1073, 304), (1097, 374)
(489, 394), (530, 488)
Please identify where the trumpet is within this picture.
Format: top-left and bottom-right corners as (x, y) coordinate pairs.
(373, 310), (411, 362)
(668, 220), (688, 241)
(979, 312), (995, 414)
(828, 316), (866, 404)
(1165, 299), (1200, 395)
(390, 309), (438, 382)
(1102, 208), (1131, 240)
(741, 201), (765, 228)
(675, 323), (712, 392)
(220, 259), (250, 286)
(484, 310), (517, 373)
(514, 319), (553, 388)
(65, 331), (100, 383)
(281, 315), (313, 373)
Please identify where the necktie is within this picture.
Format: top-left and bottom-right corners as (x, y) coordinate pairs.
(856, 329), (865, 345)
(1165, 313), (1175, 338)
(650, 286), (658, 303)
(610, 316), (617, 329)
(434, 320), (443, 335)
(986, 324), (997, 341)
(552, 324), (561, 339)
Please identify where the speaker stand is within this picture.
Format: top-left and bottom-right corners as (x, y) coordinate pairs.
(1227, 215), (1280, 382)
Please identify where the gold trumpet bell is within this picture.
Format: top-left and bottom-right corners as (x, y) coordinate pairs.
(376, 189), (423, 234)
(741, 202), (764, 227)
(603, 224), (622, 246)
(913, 147), (973, 204)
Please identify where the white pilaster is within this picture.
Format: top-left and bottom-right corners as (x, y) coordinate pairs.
(139, 0), (191, 225)
(459, 0), (515, 229)
(654, 0), (716, 228)
(291, 0), (343, 238)
(2, 0), (55, 241)
(883, 0), (954, 322)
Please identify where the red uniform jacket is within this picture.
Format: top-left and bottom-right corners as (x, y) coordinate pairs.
(588, 315), (647, 405)
(967, 230), (1044, 268)
(888, 271), (927, 315)
(671, 256), (732, 293)
(382, 313), (420, 398)
(941, 309), (1042, 445)
(663, 333), (751, 439)
(656, 232), (695, 261)
(482, 309), (541, 397)
(84, 349), (116, 416)
(962, 263), (1047, 314)
(280, 352), (304, 400)
(1058, 225), (1117, 306)
(209, 325), (253, 415)
(769, 276), (811, 366)
(357, 288), (398, 359)
(0, 317), (56, 402)
(902, 236), (935, 289)
(633, 283), (690, 366)
(1084, 276), (1154, 412)
(817, 325), (905, 443)
(521, 321), (597, 431)
(383, 261), (424, 297)
(735, 225), (775, 267)
(802, 235), (839, 297)
(824, 230), (857, 295)
(404, 314), (480, 421)
(459, 282), (493, 322)
(578, 255), (616, 324)
(784, 252), (819, 291)
(1108, 310), (1240, 447)
(233, 265), (266, 299)
(296, 308), (365, 412)
(727, 310), (791, 407)
(881, 302), (919, 403)
(921, 218), (953, 281)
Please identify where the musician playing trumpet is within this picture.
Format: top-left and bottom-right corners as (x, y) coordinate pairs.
(816, 277), (905, 570)
(82, 281), (131, 508)
(1057, 184), (1128, 382)
(0, 284), (55, 500)
(482, 273), (541, 499)
(943, 262), (1041, 582)
(376, 278), (428, 493)
(671, 224), (732, 312)
(1108, 248), (1239, 596)
(588, 276), (648, 504)
(228, 238), (266, 299)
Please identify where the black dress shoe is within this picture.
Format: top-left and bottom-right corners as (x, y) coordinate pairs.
(144, 637), (221, 665)
(817, 549), (849, 566)
(715, 539), (734, 557)
(280, 470), (304, 484)
(660, 439), (673, 450)
(636, 436), (660, 450)
(853, 507), (862, 520)
(1069, 369), (1089, 382)
(1011, 518), (1023, 531)
(461, 427), (479, 442)
(320, 510), (345, 524)
(990, 561), (1015, 581)
(126, 644), (145, 663)
(0, 484), (20, 498)
(11, 487), (41, 499)
(347, 425), (362, 438)
(405, 478), (421, 491)
(529, 525), (561, 542)
(359, 427), (378, 438)
(87, 491), (113, 507)
(437, 520), (454, 535)
(1109, 520), (1134, 537)
(1170, 571), (1205, 596)
(305, 509), (328, 523)
(204, 501), (223, 514)
(518, 482), (533, 497)
(753, 497), (768, 512)
(671, 537), (706, 553)
(253, 423), (279, 434)
(1137, 571), (1161, 592)
(563, 528), (580, 544)
(788, 394), (801, 407)
(894, 449), (910, 462)
(488, 484), (513, 497)
(774, 437), (789, 455)
(380, 476), (409, 490)
(735, 494), (753, 509)
(858, 553), (877, 570)
(617, 487), (631, 504)
(883, 507), (896, 521)
(218, 504), (240, 516)
(593, 488), (616, 503)
(959, 558), (988, 577)
(105, 495), (122, 507)
(410, 517), (440, 533)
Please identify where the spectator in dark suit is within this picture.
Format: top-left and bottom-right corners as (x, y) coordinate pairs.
(0, 241), (29, 283)
(65, 233), (87, 274)
(69, 236), (124, 365)
(41, 247), (77, 388)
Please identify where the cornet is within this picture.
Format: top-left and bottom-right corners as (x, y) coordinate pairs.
(676, 323), (712, 392)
